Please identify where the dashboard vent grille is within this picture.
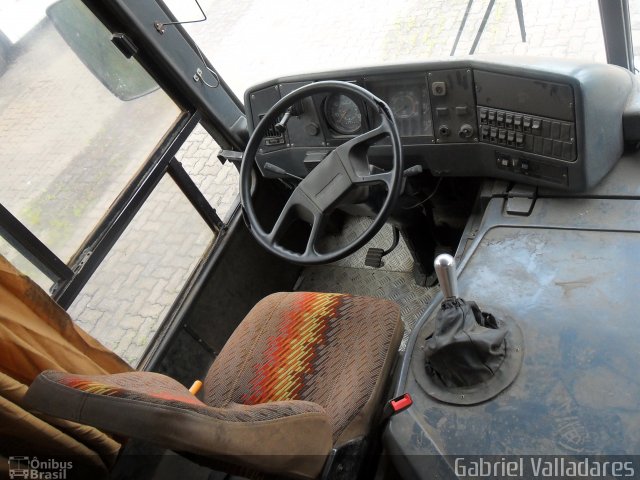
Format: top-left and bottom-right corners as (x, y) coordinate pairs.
(259, 113), (283, 138)
(264, 123), (282, 139)
(258, 113), (285, 146)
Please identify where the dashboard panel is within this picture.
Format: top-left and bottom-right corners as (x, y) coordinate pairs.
(245, 58), (637, 192)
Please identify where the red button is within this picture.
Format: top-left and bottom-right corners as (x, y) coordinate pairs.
(390, 393), (413, 412)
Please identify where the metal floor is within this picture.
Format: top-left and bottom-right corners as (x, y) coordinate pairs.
(298, 219), (439, 349)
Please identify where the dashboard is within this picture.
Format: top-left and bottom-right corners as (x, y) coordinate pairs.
(245, 58), (637, 192)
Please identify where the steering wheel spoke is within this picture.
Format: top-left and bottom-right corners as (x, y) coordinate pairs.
(353, 170), (393, 187)
(268, 188), (320, 243)
(304, 211), (325, 257)
(268, 189), (325, 258)
(332, 119), (394, 187)
(336, 122), (390, 156)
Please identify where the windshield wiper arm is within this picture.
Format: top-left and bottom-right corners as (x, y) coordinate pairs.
(469, 0), (496, 54)
(450, 0), (474, 56)
(450, 0), (527, 56)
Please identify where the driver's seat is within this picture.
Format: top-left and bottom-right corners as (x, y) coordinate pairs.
(25, 291), (403, 479)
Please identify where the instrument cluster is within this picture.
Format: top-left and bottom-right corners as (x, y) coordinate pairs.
(320, 77), (434, 139)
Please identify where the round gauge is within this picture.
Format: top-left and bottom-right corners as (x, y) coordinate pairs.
(389, 91), (419, 119)
(324, 93), (363, 134)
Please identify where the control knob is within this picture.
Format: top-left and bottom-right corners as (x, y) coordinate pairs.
(459, 124), (474, 139)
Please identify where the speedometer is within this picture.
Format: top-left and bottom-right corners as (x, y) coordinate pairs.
(324, 93), (362, 134)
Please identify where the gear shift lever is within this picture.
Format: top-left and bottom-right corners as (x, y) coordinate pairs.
(434, 254), (459, 299)
(425, 253), (514, 392)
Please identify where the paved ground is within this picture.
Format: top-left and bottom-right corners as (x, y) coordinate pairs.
(0, 0), (634, 365)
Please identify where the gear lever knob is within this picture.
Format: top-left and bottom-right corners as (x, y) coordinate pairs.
(434, 254), (459, 299)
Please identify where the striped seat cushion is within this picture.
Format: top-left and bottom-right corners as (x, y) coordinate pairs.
(204, 291), (403, 443)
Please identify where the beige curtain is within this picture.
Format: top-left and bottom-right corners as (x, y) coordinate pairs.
(0, 255), (133, 474)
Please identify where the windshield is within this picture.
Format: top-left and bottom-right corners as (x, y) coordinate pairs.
(165, 0), (608, 99)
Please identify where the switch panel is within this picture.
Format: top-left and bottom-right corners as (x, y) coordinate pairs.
(478, 106), (576, 161)
(428, 69), (477, 144)
(495, 152), (568, 185)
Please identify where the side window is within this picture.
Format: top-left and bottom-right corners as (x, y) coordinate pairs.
(67, 176), (215, 366)
(68, 128), (239, 366)
(0, 0), (239, 366)
(628, 2), (640, 70)
(0, 0), (180, 284)
(176, 125), (240, 221)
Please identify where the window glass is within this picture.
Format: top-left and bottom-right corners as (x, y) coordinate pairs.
(629, 0), (640, 70)
(0, 0), (181, 268)
(165, 0), (607, 100)
(0, 239), (53, 291)
(174, 125), (240, 222)
(67, 176), (214, 367)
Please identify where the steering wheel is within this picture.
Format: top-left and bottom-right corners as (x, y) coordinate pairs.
(240, 80), (404, 265)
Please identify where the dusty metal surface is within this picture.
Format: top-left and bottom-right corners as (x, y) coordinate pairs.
(389, 224), (640, 477)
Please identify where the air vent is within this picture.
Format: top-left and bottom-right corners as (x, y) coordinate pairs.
(259, 113), (285, 145)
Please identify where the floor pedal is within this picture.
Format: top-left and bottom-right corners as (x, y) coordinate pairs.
(365, 248), (385, 268)
(364, 227), (401, 268)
